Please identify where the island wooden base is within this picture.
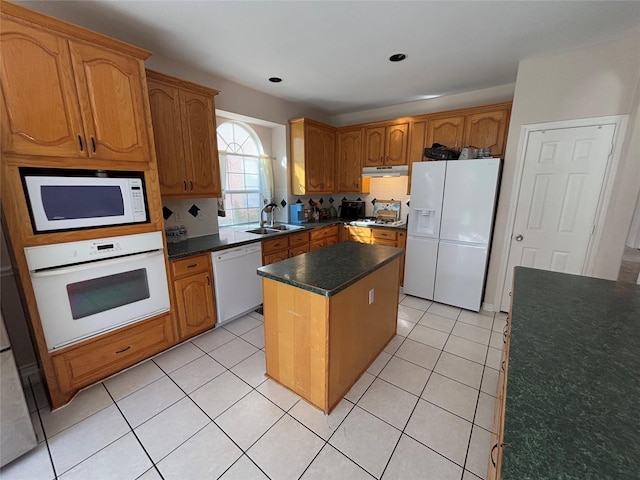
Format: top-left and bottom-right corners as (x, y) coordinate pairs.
(263, 258), (400, 413)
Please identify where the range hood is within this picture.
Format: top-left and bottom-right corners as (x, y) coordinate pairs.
(362, 165), (409, 177)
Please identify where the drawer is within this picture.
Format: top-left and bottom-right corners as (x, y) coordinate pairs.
(262, 236), (289, 255)
(310, 224), (339, 241)
(372, 229), (398, 241)
(288, 231), (310, 247)
(171, 254), (210, 278)
(52, 313), (175, 392)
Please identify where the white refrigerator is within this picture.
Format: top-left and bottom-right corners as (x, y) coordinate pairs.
(404, 159), (500, 311)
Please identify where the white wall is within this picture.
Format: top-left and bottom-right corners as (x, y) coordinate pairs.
(486, 28), (640, 309)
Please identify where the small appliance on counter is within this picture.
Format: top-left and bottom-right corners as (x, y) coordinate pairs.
(340, 200), (365, 221)
(289, 203), (306, 224)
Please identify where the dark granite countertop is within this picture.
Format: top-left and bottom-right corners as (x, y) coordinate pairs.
(166, 219), (406, 260)
(503, 267), (640, 479)
(257, 241), (404, 297)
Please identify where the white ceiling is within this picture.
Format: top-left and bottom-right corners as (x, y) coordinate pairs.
(16, 0), (640, 115)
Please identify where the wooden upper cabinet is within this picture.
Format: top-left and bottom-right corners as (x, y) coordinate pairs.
(336, 128), (365, 193)
(426, 115), (465, 152)
(0, 14), (151, 162)
(385, 122), (409, 165)
(464, 108), (510, 157)
(146, 70), (221, 198)
(68, 41), (151, 162)
(180, 90), (221, 196)
(363, 121), (409, 167)
(147, 79), (187, 195)
(290, 118), (335, 195)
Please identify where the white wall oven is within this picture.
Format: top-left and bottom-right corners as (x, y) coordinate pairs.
(20, 167), (149, 233)
(24, 232), (170, 351)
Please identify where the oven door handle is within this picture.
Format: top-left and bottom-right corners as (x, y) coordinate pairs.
(29, 250), (164, 278)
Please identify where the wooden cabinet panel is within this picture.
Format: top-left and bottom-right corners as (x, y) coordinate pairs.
(289, 244), (310, 257)
(69, 40), (150, 162)
(0, 16), (85, 158)
(174, 271), (216, 339)
(290, 118), (335, 194)
(180, 89), (221, 196)
(363, 122), (409, 167)
(264, 250), (289, 265)
(371, 229), (397, 241)
(147, 70), (221, 198)
(363, 126), (386, 167)
(385, 122), (409, 165)
(336, 128), (366, 193)
(310, 236), (338, 251)
(147, 80), (187, 195)
(52, 313), (174, 392)
(171, 253), (216, 340)
(262, 236), (289, 255)
(347, 226), (371, 243)
(464, 109), (510, 158)
(427, 115), (465, 152)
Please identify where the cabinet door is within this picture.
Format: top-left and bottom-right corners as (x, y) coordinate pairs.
(385, 122), (409, 165)
(263, 250), (289, 265)
(427, 116), (465, 151)
(348, 226), (371, 243)
(464, 109), (509, 157)
(180, 90), (222, 196)
(304, 124), (327, 192)
(0, 17), (85, 158)
(147, 79), (188, 195)
(407, 119), (428, 194)
(68, 40), (151, 162)
(336, 129), (363, 193)
(174, 271), (216, 339)
(321, 128), (335, 193)
(363, 126), (386, 167)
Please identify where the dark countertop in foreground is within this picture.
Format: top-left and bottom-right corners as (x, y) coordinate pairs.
(167, 219), (407, 259)
(504, 267), (640, 479)
(257, 242), (404, 297)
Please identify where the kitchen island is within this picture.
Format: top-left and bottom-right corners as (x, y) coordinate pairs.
(495, 267), (640, 479)
(257, 242), (404, 413)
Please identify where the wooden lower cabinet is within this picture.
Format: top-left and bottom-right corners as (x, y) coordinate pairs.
(170, 254), (216, 340)
(347, 227), (406, 286)
(309, 224), (339, 251)
(51, 313), (175, 392)
(262, 230), (311, 265)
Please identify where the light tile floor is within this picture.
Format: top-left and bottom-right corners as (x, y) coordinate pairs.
(1, 295), (508, 480)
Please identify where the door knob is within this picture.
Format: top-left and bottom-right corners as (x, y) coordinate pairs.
(514, 234), (524, 241)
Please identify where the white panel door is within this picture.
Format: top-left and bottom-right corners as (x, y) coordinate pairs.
(403, 236), (439, 300)
(440, 159), (500, 244)
(501, 124), (616, 311)
(434, 241), (488, 312)
(408, 161), (445, 238)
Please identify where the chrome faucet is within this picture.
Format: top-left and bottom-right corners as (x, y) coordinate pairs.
(260, 203), (279, 228)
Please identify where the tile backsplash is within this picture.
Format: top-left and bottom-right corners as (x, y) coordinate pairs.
(162, 198), (219, 238)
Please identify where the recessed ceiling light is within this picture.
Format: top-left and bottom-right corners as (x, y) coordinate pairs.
(269, 77), (282, 83)
(389, 53), (407, 62)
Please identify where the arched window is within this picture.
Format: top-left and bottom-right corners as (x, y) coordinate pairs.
(217, 122), (272, 226)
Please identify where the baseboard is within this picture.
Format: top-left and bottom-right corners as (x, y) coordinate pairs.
(481, 301), (502, 313)
(19, 362), (40, 387)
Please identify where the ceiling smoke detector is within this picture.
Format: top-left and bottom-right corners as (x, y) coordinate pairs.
(389, 53), (407, 62)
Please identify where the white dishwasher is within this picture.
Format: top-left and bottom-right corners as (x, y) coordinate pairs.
(211, 243), (263, 325)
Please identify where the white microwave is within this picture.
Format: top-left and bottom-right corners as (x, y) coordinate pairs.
(20, 168), (149, 233)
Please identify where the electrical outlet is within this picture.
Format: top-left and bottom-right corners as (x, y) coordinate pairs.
(368, 288), (374, 304)
(174, 212), (182, 222)
(197, 211), (206, 221)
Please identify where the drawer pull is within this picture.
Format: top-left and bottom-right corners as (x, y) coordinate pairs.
(187, 263), (198, 268)
(491, 443), (498, 467)
(78, 135), (84, 152)
(91, 136), (96, 153)
(207, 275), (211, 286)
(115, 346), (131, 354)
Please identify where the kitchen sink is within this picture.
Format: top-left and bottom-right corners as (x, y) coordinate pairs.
(245, 227), (280, 235)
(269, 224), (303, 231)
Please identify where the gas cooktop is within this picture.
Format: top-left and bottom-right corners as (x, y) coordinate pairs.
(350, 218), (406, 227)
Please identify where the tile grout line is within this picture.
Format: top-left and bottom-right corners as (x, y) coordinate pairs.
(28, 376), (59, 480)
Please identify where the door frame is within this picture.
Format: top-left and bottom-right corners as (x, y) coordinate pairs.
(495, 115), (628, 311)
